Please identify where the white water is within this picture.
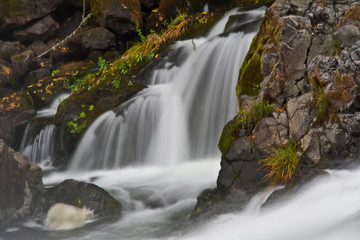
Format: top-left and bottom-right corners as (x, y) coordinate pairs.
(69, 8), (265, 170)
(20, 93), (69, 167)
(3, 7), (360, 240)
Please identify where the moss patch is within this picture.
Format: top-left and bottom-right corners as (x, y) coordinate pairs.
(0, 0), (27, 18)
(236, 7), (281, 107)
(218, 100), (276, 155)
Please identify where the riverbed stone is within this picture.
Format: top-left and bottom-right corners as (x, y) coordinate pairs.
(82, 27), (115, 50)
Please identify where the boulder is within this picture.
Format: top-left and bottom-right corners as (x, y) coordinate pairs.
(140, 0), (160, 9)
(38, 179), (122, 218)
(0, 41), (26, 62)
(91, 0), (142, 35)
(10, 50), (39, 82)
(82, 27), (115, 50)
(0, 139), (44, 230)
(0, 140), (122, 230)
(0, 63), (15, 88)
(0, 0), (64, 31)
(0, 118), (14, 145)
(27, 41), (49, 56)
(12, 16), (60, 43)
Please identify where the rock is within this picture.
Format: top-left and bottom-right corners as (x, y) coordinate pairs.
(0, 0), (64, 31)
(287, 93), (314, 141)
(91, 0), (143, 35)
(0, 63), (15, 88)
(0, 140), (122, 230)
(27, 41), (49, 56)
(0, 118), (14, 145)
(252, 116), (288, 149)
(334, 24), (360, 48)
(12, 16), (60, 43)
(10, 50), (39, 82)
(39, 179), (122, 219)
(140, 0), (160, 9)
(0, 41), (26, 62)
(0, 139), (44, 230)
(159, 0), (187, 19)
(82, 27), (115, 50)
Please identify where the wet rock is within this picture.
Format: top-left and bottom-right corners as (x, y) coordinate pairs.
(38, 179), (122, 219)
(159, 0), (187, 19)
(0, 139), (44, 230)
(10, 50), (39, 82)
(12, 16), (60, 43)
(91, 0), (143, 35)
(82, 27), (115, 50)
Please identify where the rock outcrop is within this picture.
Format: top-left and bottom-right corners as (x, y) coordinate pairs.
(194, 0), (360, 220)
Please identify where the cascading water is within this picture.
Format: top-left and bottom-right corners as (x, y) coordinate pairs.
(69, 8), (265, 170)
(20, 93), (69, 167)
(3, 7), (360, 240)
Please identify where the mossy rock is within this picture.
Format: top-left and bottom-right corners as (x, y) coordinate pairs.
(236, 3), (281, 107)
(27, 61), (96, 109)
(0, 0), (27, 18)
(0, 90), (34, 116)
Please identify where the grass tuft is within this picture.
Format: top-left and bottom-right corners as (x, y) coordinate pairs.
(259, 142), (299, 185)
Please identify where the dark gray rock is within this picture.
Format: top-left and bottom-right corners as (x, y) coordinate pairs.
(37, 179), (122, 219)
(10, 50), (39, 81)
(0, 41), (26, 62)
(0, 139), (44, 230)
(12, 16), (60, 43)
(82, 27), (115, 50)
(0, 118), (14, 145)
(27, 41), (49, 56)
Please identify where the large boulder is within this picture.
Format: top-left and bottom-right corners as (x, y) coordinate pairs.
(0, 0), (64, 31)
(0, 139), (44, 230)
(0, 140), (122, 230)
(82, 27), (115, 50)
(37, 179), (122, 218)
(0, 41), (26, 62)
(12, 16), (60, 43)
(91, 0), (143, 35)
(10, 50), (39, 82)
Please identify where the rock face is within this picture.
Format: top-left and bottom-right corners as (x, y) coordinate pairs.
(194, 0), (360, 220)
(0, 140), (122, 230)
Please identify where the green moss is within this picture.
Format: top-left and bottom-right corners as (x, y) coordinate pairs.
(218, 100), (276, 155)
(236, 12), (281, 107)
(0, 0), (27, 18)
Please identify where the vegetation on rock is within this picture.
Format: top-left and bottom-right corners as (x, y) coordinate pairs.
(259, 142), (300, 185)
(218, 100), (275, 155)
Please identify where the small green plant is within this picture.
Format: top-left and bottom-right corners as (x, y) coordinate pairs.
(136, 22), (147, 42)
(88, 104), (94, 111)
(112, 79), (121, 89)
(315, 86), (329, 120)
(51, 69), (60, 76)
(67, 111), (87, 134)
(259, 142), (299, 185)
(128, 80), (133, 87)
(98, 56), (107, 73)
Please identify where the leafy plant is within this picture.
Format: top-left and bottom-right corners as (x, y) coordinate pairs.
(112, 79), (121, 89)
(98, 56), (107, 73)
(136, 22), (147, 42)
(128, 81), (133, 87)
(259, 142), (300, 185)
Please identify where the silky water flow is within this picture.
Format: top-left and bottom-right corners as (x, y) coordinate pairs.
(3, 7), (360, 240)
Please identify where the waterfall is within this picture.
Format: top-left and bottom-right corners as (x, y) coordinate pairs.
(69, 8), (265, 170)
(20, 93), (69, 167)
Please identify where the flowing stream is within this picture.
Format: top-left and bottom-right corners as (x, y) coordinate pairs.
(3, 7), (360, 240)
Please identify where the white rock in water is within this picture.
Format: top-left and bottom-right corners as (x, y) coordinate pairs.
(45, 203), (94, 230)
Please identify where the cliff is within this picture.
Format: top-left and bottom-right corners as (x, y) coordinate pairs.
(193, 0), (360, 220)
